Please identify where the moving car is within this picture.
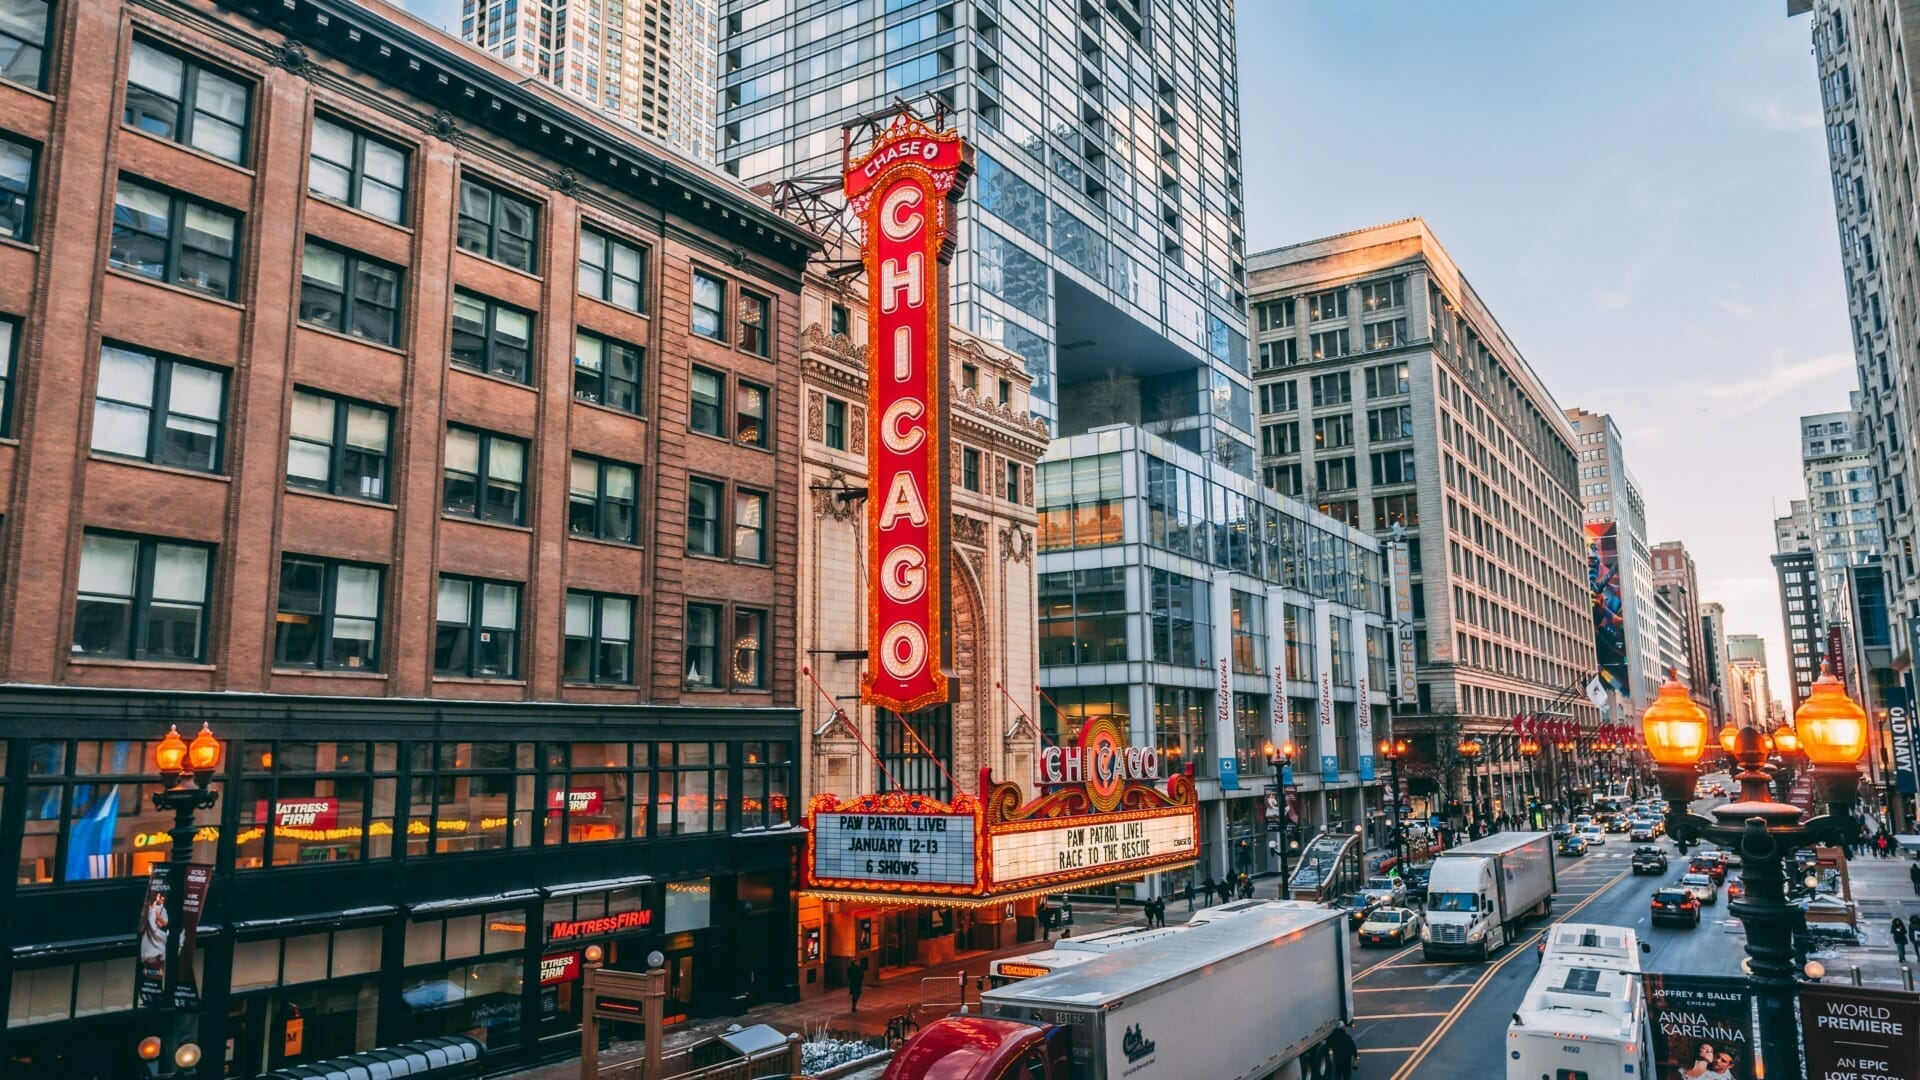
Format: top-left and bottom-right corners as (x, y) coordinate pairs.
(1361, 875), (1407, 906)
(1580, 824), (1607, 847)
(1358, 906), (1423, 946)
(1550, 823), (1573, 839)
(1333, 891), (1383, 929)
(1726, 877), (1744, 901)
(1689, 854), (1727, 884)
(1557, 834), (1588, 857)
(1400, 864), (1431, 903)
(1630, 847), (1668, 874)
(1605, 815), (1631, 834)
(1650, 887), (1701, 927)
(1628, 820), (1656, 842)
(1678, 872), (1718, 905)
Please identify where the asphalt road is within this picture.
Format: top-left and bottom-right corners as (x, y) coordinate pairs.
(1349, 789), (1744, 1079)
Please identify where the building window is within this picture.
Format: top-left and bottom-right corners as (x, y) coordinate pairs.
(443, 427), (527, 524)
(736, 380), (769, 447)
(456, 177), (538, 272)
(738, 291), (770, 355)
(1038, 567), (1128, 666)
(1364, 319), (1407, 351)
(824, 397), (848, 450)
(1307, 289), (1347, 321)
(830, 303), (849, 335)
(567, 455), (639, 543)
(1316, 456), (1357, 492)
(1259, 381), (1297, 415)
(124, 39), (250, 164)
(563, 591), (633, 684)
(740, 741), (793, 829)
(308, 116), (406, 223)
(92, 344), (226, 472)
(1365, 362), (1410, 398)
(73, 533), (211, 662)
(275, 556), (382, 671)
(1261, 422), (1298, 457)
(689, 365), (724, 435)
(109, 177), (240, 299)
(687, 477), (724, 556)
(450, 290), (534, 383)
(1310, 372), (1351, 407)
(1265, 463), (1302, 496)
(1005, 461), (1023, 503)
(962, 447), (981, 491)
(577, 227), (645, 312)
(573, 330), (642, 413)
(1147, 568), (1210, 667)
(732, 608), (766, 689)
(1371, 449), (1416, 485)
(0, 0), (50, 90)
(878, 706), (952, 799)
(434, 576), (520, 678)
(1256, 298), (1295, 330)
(1359, 277), (1405, 311)
(1367, 405), (1412, 442)
(691, 270), (726, 340)
(286, 389), (390, 501)
(734, 488), (768, 563)
(1313, 414), (1352, 449)
(0, 132), (35, 240)
(657, 743), (729, 833)
(403, 742), (535, 854)
(1374, 492), (1420, 531)
(1309, 329), (1349, 360)
(0, 316), (15, 436)
(685, 602), (721, 688)
(1258, 338), (1299, 369)
(299, 241), (402, 345)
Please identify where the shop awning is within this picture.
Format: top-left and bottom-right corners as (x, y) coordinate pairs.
(542, 875), (651, 898)
(408, 890), (539, 914)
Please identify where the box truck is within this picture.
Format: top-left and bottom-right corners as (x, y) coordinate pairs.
(1420, 831), (1556, 961)
(1506, 923), (1653, 1080)
(883, 903), (1353, 1080)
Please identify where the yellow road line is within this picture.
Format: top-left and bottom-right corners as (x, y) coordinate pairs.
(1359, 1047), (1422, 1053)
(1356, 1012), (1450, 1020)
(1388, 869), (1629, 1080)
(1353, 941), (1422, 980)
(1353, 984), (1468, 992)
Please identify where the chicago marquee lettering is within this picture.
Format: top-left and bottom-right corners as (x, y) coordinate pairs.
(846, 114), (971, 714)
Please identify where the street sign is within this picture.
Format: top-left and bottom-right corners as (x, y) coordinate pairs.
(1642, 974), (1757, 1080)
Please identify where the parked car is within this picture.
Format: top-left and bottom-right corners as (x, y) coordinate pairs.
(1333, 892), (1384, 929)
(1679, 873), (1719, 905)
(1361, 875), (1407, 906)
(1357, 906), (1423, 946)
(1651, 887), (1702, 927)
(1689, 855), (1727, 884)
(1557, 834), (1589, 857)
(1580, 825), (1607, 847)
(1631, 847), (1668, 874)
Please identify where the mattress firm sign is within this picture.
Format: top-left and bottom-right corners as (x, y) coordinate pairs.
(812, 811), (978, 887)
(990, 812), (1196, 887)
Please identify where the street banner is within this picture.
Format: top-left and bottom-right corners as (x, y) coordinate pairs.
(135, 864), (172, 1009)
(1355, 616), (1375, 782)
(1211, 572), (1235, 785)
(1642, 974), (1757, 1080)
(1827, 623), (1851, 693)
(1388, 543), (1417, 701)
(1314, 601), (1337, 782)
(1586, 522), (1630, 696)
(1586, 676), (1609, 712)
(1266, 586), (1289, 757)
(174, 863), (212, 1007)
(1887, 684), (1917, 795)
(1799, 982), (1919, 1080)
(846, 111), (969, 714)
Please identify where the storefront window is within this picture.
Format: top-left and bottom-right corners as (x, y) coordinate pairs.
(225, 924), (385, 1072)
(406, 742), (535, 855)
(739, 741), (793, 829)
(401, 958), (523, 1049)
(7, 956), (134, 1027)
(543, 742), (639, 844)
(235, 741), (399, 869)
(656, 743), (728, 835)
(664, 879), (712, 934)
(17, 738), (216, 885)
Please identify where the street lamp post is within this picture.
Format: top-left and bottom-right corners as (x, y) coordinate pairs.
(1519, 738), (1541, 827)
(1265, 741), (1296, 894)
(1771, 725), (1803, 804)
(1457, 736), (1484, 833)
(1644, 672), (1867, 1080)
(142, 723), (223, 1078)
(1379, 738), (1410, 868)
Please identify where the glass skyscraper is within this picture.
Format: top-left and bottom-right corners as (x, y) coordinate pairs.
(719, 0), (1252, 467)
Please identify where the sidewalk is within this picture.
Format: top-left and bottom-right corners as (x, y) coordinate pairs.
(503, 905), (1145, 1079)
(1809, 848), (1920, 991)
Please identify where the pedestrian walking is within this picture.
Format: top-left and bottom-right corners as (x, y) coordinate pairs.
(1907, 912), (1920, 949)
(1326, 1020), (1359, 1080)
(847, 956), (867, 1013)
(1184, 879), (1196, 912)
(1893, 917), (1909, 963)
(1909, 861), (1920, 897)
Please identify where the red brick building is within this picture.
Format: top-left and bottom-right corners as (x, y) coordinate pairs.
(0, 0), (814, 1072)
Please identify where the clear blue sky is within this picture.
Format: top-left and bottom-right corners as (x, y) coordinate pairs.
(1239, 2), (1845, 694)
(395, 0), (1835, 692)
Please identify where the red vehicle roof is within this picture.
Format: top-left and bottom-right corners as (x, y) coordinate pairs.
(881, 1016), (1048, 1080)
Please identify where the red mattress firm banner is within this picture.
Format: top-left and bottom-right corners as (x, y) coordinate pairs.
(845, 113), (970, 714)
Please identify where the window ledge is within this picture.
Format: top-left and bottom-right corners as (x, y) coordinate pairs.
(297, 320), (407, 357)
(68, 656), (216, 672)
(104, 267), (245, 310)
(272, 668), (390, 680)
(575, 293), (650, 322)
(308, 194), (414, 236)
(286, 486), (397, 511)
(449, 363), (540, 395)
(432, 675), (528, 686)
(567, 533), (644, 551)
(120, 125), (258, 177)
(571, 395), (648, 424)
(439, 513), (533, 533)
(0, 233), (39, 255)
(88, 453), (233, 483)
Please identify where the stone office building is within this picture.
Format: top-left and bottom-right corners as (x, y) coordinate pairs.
(0, 0), (812, 1073)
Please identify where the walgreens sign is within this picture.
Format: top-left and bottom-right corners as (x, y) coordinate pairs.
(845, 114), (970, 714)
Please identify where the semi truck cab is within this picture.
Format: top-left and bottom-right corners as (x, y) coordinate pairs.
(1421, 857), (1502, 956)
(884, 1016), (1068, 1080)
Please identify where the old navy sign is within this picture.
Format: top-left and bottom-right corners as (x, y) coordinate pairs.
(1889, 685), (1917, 795)
(846, 113), (971, 714)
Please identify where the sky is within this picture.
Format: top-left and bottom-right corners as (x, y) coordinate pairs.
(1238, 2), (1848, 694)
(395, 0), (1838, 691)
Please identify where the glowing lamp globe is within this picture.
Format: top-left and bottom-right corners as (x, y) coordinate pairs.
(1795, 672), (1868, 767)
(154, 725), (189, 775)
(1773, 727), (1800, 755)
(188, 723), (222, 773)
(1718, 723), (1739, 756)
(1641, 677), (1710, 767)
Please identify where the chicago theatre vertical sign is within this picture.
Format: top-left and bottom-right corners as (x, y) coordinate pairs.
(845, 114), (972, 713)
